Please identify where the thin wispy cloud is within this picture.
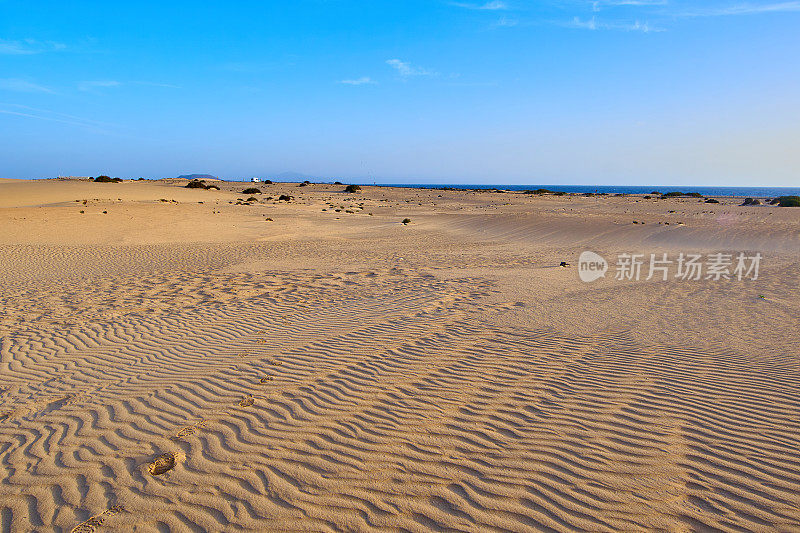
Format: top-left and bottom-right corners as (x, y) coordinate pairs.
(0, 103), (114, 129)
(679, 1), (800, 16)
(386, 59), (437, 77)
(0, 38), (65, 55)
(566, 16), (662, 31)
(339, 77), (377, 85)
(491, 16), (519, 27)
(451, 1), (508, 10)
(132, 81), (181, 89)
(0, 78), (55, 93)
(494, 1), (798, 34)
(77, 80), (180, 92)
(0, 106), (114, 135)
(592, 0), (667, 10)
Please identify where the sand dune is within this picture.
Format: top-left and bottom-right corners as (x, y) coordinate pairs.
(1, 180), (798, 531)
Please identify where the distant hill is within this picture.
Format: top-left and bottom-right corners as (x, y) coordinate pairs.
(175, 174), (220, 181)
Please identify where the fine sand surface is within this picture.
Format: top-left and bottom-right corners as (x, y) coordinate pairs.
(1, 178), (799, 531)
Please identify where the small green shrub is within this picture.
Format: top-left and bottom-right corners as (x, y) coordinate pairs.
(186, 179), (207, 189)
(278, 194), (292, 201)
(345, 184), (361, 193)
(94, 175), (121, 183)
(242, 188), (261, 194)
(402, 218), (411, 225)
(777, 196), (800, 207)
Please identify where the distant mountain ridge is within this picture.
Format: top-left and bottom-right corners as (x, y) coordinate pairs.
(175, 174), (220, 181)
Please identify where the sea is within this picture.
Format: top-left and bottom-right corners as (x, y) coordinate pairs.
(373, 184), (800, 198)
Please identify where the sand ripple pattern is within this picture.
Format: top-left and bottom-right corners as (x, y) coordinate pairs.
(1, 269), (799, 531)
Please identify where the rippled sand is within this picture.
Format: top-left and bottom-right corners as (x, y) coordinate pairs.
(1, 178), (799, 531)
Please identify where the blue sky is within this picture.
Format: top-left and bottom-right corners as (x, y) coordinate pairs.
(1, 1), (798, 185)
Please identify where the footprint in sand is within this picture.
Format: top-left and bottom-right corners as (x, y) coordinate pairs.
(149, 453), (177, 475)
(173, 420), (207, 440)
(70, 505), (124, 533)
(239, 396), (255, 407)
(175, 426), (196, 438)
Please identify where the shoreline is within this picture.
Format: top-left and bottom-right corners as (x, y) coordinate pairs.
(5, 177), (799, 200)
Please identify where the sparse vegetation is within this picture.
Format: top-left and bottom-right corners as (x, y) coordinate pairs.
(246, 196), (258, 202)
(777, 195), (800, 207)
(402, 218), (411, 225)
(345, 184), (361, 193)
(242, 187), (261, 194)
(705, 198), (720, 204)
(93, 175), (122, 183)
(661, 191), (702, 198)
(185, 179), (208, 189)
(278, 194), (293, 201)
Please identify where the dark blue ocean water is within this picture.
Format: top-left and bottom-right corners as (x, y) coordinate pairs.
(374, 184), (800, 198)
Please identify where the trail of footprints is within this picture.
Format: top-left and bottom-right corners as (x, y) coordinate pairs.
(1, 268), (799, 531)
